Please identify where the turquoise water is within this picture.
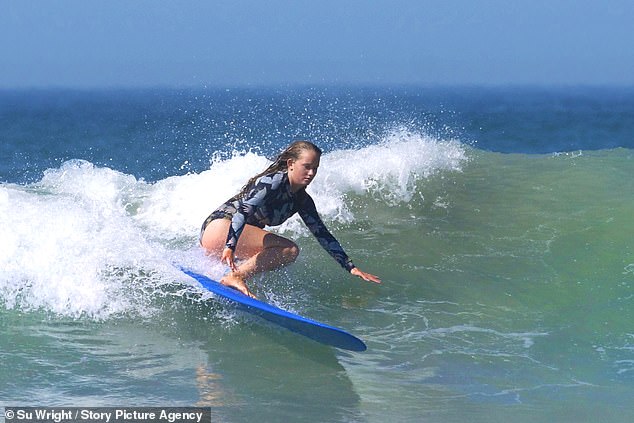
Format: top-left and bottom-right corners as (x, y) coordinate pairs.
(1, 87), (633, 422)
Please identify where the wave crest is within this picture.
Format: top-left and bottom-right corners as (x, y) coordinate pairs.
(0, 130), (467, 318)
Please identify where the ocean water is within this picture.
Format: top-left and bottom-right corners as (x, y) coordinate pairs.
(1, 86), (633, 422)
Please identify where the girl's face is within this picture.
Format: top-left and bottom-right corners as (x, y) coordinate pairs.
(287, 150), (320, 192)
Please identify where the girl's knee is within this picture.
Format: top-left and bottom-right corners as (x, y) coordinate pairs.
(263, 233), (299, 265)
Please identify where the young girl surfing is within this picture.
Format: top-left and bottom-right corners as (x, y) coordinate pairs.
(199, 141), (381, 298)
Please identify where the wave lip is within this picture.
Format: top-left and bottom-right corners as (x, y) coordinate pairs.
(319, 127), (467, 205)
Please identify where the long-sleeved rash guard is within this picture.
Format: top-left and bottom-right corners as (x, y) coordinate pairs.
(201, 171), (355, 272)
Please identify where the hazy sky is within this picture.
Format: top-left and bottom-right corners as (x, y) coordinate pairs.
(1, 0), (633, 88)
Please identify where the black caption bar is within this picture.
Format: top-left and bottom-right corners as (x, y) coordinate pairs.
(3, 408), (211, 423)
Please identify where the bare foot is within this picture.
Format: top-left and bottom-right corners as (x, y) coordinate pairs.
(220, 272), (255, 298)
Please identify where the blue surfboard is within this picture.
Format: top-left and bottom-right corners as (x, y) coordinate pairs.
(181, 269), (367, 352)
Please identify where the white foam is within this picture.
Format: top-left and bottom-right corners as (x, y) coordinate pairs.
(0, 162), (171, 319)
(135, 152), (270, 240)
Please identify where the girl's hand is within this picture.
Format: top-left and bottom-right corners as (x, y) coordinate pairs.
(351, 267), (381, 284)
(221, 247), (238, 272)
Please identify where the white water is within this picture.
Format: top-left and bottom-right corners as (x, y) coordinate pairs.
(0, 129), (467, 319)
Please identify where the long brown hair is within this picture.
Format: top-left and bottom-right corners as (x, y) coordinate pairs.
(234, 141), (322, 199)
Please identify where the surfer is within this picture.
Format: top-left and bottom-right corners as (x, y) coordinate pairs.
(200, 140), (381, 298)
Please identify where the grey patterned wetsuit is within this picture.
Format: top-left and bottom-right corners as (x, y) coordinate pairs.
(200, 171), (356, 272)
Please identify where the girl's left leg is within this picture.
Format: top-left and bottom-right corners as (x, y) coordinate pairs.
(229, 227), (300, 279)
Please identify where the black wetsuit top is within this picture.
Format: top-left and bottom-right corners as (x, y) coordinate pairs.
(201, 171), (356, 272)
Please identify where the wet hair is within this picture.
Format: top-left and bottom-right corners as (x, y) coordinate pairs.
(234, 141), (322, 199)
